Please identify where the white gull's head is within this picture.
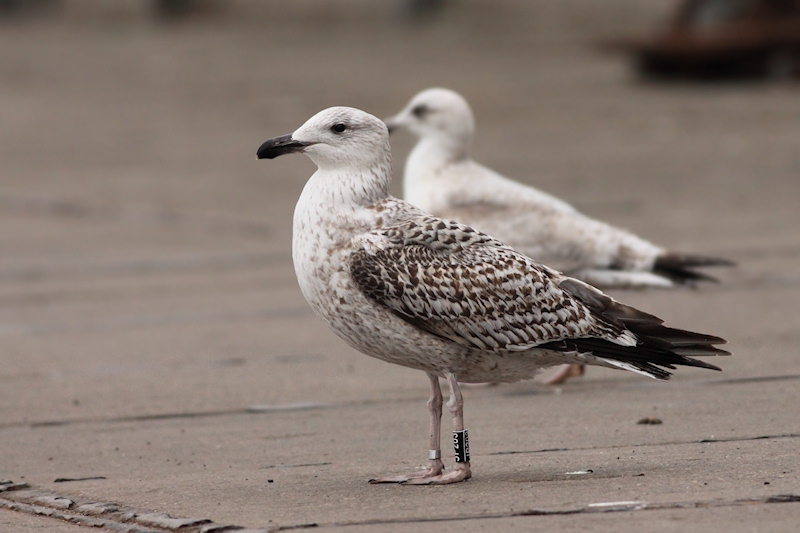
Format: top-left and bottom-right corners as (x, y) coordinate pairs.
(384, 88), (475, 148)
(257, 106), (390, 171)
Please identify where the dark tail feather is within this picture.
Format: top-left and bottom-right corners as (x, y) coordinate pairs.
(631, 324), (727, 347)
(554, 278), (731, 380)
(654, 252), (736, 284)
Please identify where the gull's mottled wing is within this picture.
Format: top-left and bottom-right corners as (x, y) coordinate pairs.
(349, 216), (630, 353)
(350, 215), (729, 378)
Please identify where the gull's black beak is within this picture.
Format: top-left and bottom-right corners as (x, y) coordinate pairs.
(257, 134), (310, 159)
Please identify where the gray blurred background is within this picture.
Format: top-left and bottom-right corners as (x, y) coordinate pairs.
(2, 0), (798, 419)
(2, 0), (799, 428)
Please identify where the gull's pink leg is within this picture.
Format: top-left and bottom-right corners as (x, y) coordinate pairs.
(403, 372), (471, 485)
(542, 364), (585, 385)
(369, 372), (444, 483)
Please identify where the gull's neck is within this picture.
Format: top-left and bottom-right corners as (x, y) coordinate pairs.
(410, 133), (470, 167)
(302, 161), (392, 209)
(293, 153), (394, 256)
(403, 134), (470, 208)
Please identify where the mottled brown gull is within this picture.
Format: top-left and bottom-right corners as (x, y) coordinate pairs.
(256, 106), (729, 485)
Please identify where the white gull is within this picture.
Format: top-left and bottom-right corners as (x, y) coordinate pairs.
(257, 106), (729, 485)
(385, 88), (734, 290)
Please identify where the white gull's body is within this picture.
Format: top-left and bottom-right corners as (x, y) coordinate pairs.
(387, 88), (733, 289)
(257, 106), (728, 484)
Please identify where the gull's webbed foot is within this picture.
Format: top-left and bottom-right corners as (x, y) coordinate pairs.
(369, 459), (444, 484)
(369, 460), (471, 485)
(402, 462), (471, 485)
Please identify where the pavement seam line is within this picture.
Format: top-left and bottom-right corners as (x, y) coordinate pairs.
(6, 372), (797, 431)
(489, 431), (800, 456)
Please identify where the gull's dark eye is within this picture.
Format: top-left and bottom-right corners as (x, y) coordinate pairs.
(412, 104), (428, 118)
(331, 123), (347, 133)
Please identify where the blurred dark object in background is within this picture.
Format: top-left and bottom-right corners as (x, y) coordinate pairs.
(606, 0), (800, 80)
(151, 0), (219, 21)
(153, 0), (194, 19)
(403, 0), (447, 20)
(0, 0), (60, 18)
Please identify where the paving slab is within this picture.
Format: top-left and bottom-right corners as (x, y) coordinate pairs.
(1, 1), (799, 531)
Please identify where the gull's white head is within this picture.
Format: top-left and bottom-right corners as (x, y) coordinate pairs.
(384, 88), (475, 149)
(257, 106), (391, 171)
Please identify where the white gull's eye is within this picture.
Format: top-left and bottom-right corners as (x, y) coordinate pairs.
(331, 123), (347, 134)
